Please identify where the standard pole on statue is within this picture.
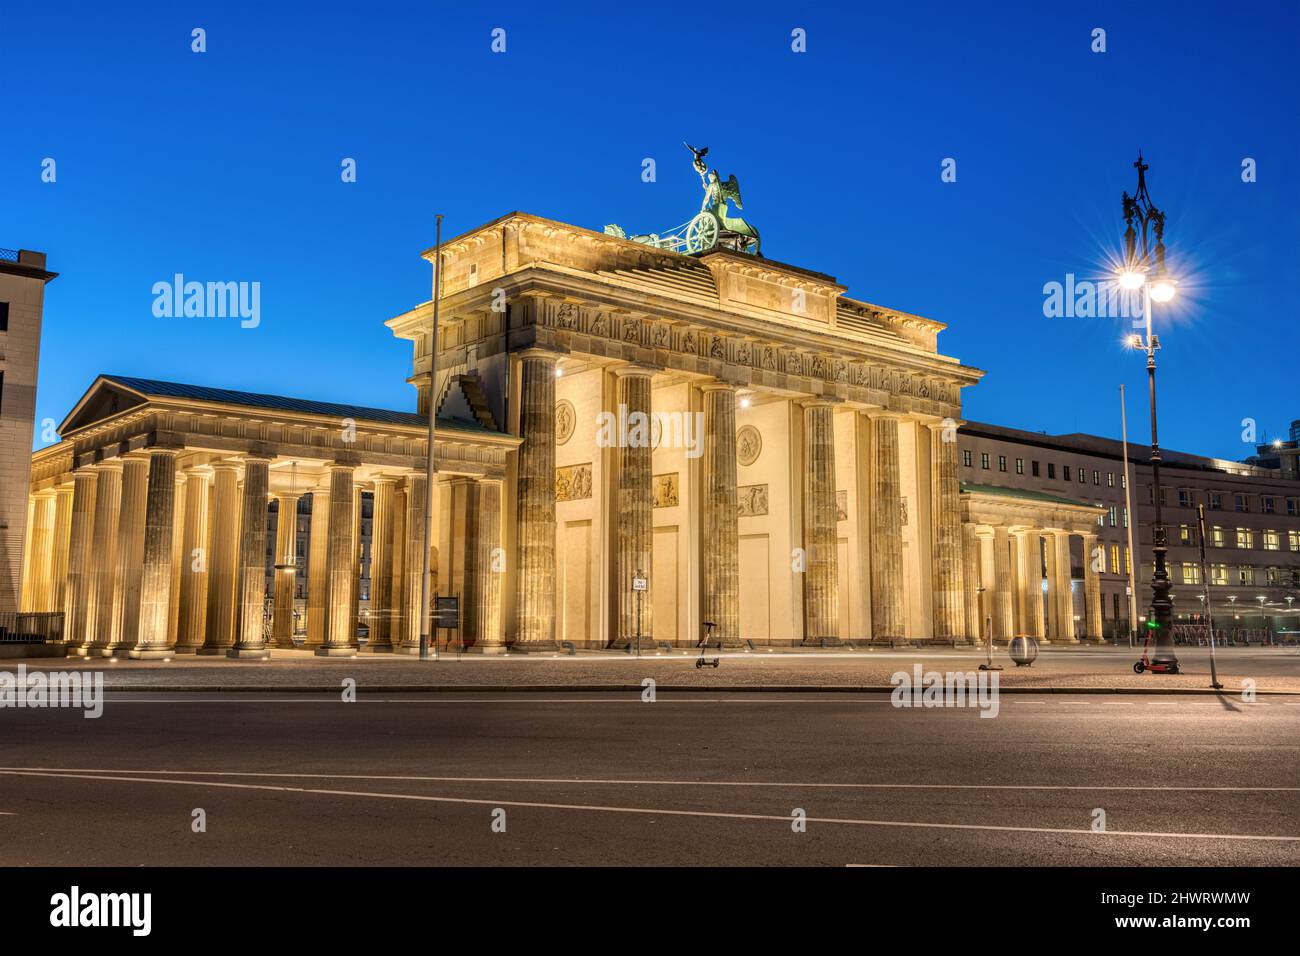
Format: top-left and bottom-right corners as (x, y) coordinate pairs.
(419, 215), (443, 661)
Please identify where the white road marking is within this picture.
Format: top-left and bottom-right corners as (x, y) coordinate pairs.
(0, 766), (1294, 792)
(0, 769), (1294, 843)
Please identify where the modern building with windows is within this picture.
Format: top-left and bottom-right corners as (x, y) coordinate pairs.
(959, 421), (1300, 641)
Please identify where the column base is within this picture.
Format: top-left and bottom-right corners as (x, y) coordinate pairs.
(359, 642), (394, 654)
(129, 647), (176, 660)
(393, 644), (426, 656)
(65, 645), (90, 658)
(226, 646), (272, 659)
(800, 637), (844, 647)
(108, 647), (133, 659)
(172, 645), (200, 655)
(507, 642), (560, 654)
(314, 645), (359, 657)
(196, 646), (233, 656)
(270, 640), (298, 650)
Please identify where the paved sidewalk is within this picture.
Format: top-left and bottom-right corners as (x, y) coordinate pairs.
(6, 644), (1299, 694)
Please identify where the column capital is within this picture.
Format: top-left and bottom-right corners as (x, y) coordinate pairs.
(699, 380), (737, 394)
(613, 363), (658, 379)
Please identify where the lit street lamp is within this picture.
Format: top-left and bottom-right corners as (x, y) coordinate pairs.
(1118, 152), (1179, 668)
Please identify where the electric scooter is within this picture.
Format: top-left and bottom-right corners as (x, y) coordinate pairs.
(696, 620), (720, 669)
(1133, 625), (1180, 674)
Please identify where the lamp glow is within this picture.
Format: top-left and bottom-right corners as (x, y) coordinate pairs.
(1149, 277), (1177, 302)
(1118, 270), (1146, 291)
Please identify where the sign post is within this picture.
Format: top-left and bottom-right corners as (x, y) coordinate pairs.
(632, 571), (647, 658)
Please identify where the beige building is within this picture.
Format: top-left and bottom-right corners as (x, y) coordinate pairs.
(1, 248), (57, 622)
(21, 212), (1045, 653)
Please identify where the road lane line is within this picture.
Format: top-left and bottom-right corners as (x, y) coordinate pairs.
(0, 767), (1295, 792)
(0, 769), (1295, 843)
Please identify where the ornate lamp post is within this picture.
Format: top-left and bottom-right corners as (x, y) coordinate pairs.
(1117, 153), (1178, 666)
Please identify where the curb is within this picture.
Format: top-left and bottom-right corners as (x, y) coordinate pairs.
(93, 683), (1300, 696)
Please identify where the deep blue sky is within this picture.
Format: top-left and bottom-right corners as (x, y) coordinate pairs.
(4, 1), (1297, 459)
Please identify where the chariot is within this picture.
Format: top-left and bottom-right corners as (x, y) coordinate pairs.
(604, 143), (761, 256)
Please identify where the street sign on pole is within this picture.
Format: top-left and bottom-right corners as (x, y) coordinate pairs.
(434, 597), (459, 630)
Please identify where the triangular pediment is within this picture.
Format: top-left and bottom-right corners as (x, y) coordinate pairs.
(58, 376), (150, 436)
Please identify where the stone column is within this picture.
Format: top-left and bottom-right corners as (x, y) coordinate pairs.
(199, 463), (241, 654)
(104, 457), (149, 656)
(802, 400), (840, 645)
(1083, 531), (1105, 643)
(701, 383), (739, 645)
(228, 457), (271, 657)
(992, 526), (1014, 643)
(399, 473), (428, 653)
(133, 448), (180, 658)
(463, 478), (504, 649)
(616, 367), (654, 648)
(49, 486), (74, 614)
(1050, 531), (1076, 643)
(317, 462), (358, 656)
(1016, 529), (1046, 639)
(362, 477), (395, 652)
(175, 469), (210, 652)
(270, 491), (301, 649)
(513, 350), (558, 649)
(81, 462), (121, 656)
(63, 470), (98, 654)
(28, 493), (55, 611)
(167, 471), (187, 645)
(976, 530), (995, 643)
(961, 522), (981, 644)
(929, 422), (965, 644)
(390, 484), (407, 651)
(305, 487), (331, 651)
(869, 414), (905, 644)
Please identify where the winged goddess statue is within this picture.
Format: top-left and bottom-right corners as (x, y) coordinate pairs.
(686, 142), (743, 217)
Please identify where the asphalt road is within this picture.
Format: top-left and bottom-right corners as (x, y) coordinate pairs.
(1, 691), (1297, 866)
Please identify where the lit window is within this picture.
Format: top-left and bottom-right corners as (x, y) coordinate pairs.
(1236, 528), (1253, 549)
(1263, 530), (1280, 551)
(1015, 458), (1024, 475)
(1093, 470), (1100, 485)
(1289, 530), (1300, 551)
(1237, 566), (1253, 586)
(1106, 472), (1115, 487)
(1211, 526), (1226, 548)
(1109, 544), (1119, 573)
(1210, 564), (1228, 585)
(981, 452), (989, 470)
(1178, 525), (1193, 545)
(1181, 564), (1201, 585)
(1108, 505), (1117, 527)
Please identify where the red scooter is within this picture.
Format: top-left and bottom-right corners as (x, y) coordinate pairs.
(1133, 626), (1180, 674)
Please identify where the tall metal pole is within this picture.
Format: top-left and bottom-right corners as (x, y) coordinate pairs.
(1142, 281), (1176, 663)
(418, 215), (444, 661)
(1196, 504), (1223, 689)
(1120, 385), (1139, 648)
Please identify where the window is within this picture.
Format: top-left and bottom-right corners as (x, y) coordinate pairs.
(1236, 528), (1253, 549)
(1093, 469), (1100, 485)
(1121, 507), (1128, 529)
(1032, 460), (1040, 477)
(1263, 530), (1280, 551)
(1262, 497), (1275, 514)
(1048, 463), (1056, 479)
(1078, 467), (1086, 484)
(1289, 530), (1300, 552)
(1063, 465), (1071, 481)
(998, 455), (1007, 473)
(981, 452), (990, 470)
(1237, 566), (1254, 586)
(1015, 457), (1024, 475)
(1288, 497), (1298, 517)
(1178, 489), (1192, 508)
(1108, 505), (1117, 527)
(1209, 492), (1223, 510)
(1210, 563), (1229, 585)
(1109, 544), (1120, 573)
(1234, 494), (1249, 513)
(1106, 472), (1115, 487)
(1267, 567), (1281, 585)
(1121, 474), (1127, 490)
(1211, 526), (1226, 548)
(1178, 525), (1193, 545)
(962, 450), (972, 467)
(1124, 547), (1131, 575)
(1181, 564), (1201, 585)
(0, 301), (8, 332)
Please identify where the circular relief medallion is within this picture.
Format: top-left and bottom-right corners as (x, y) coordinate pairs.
(736, 425), (762, 467)
(555, 400), (577, 445)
